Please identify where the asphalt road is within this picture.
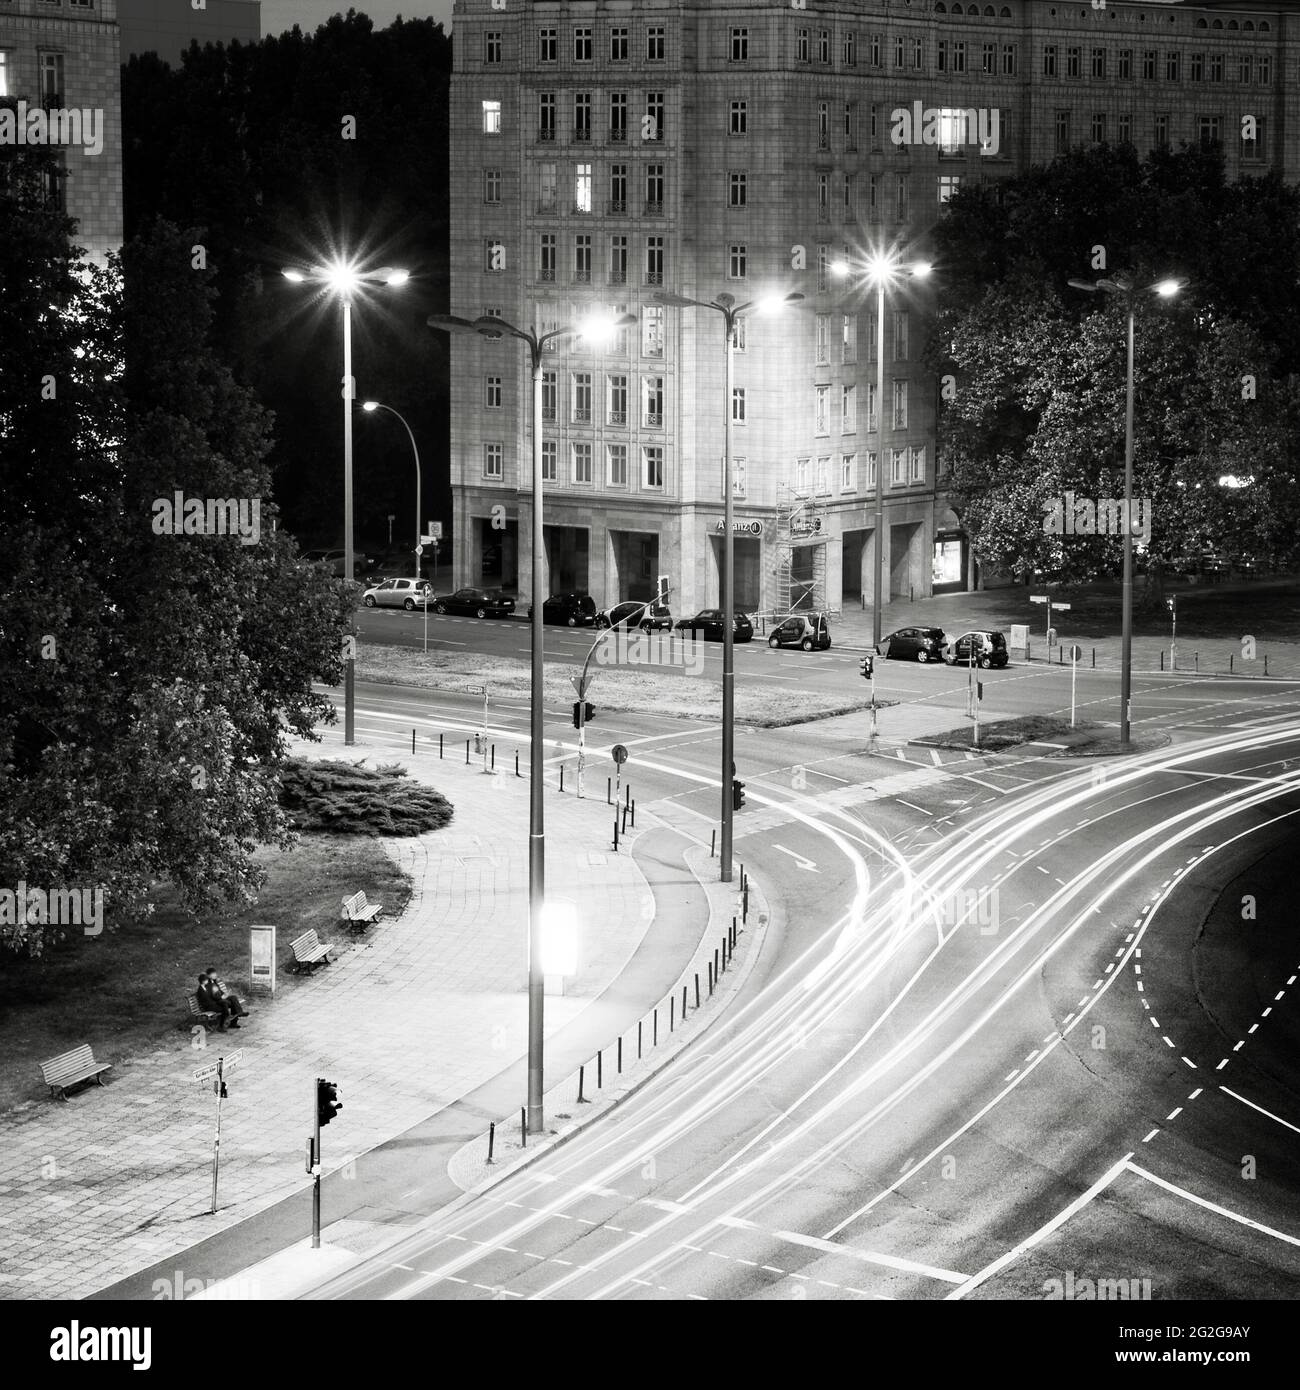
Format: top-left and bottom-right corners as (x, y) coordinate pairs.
(306, 671), (1300, 1302)
(356, 604), (1300, 738)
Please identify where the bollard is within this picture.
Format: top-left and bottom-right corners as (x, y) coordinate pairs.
(708, 961), (714, 995)
(743, 886), (749, 922)
(1230, 653), (1234, 673)
(711, 829), (716, 858)
(412, 728), (416, 754)
(1091, 649), (1095, 669)
(625, 783), (631, 810)
(682, 984), (688, 1018)
(622, 804), (628, 834)
(1195, 652), (1199, 673)
(722, 935), (728, 969)
(638, 1020), (643, 1060)
(597, 1049), (603, 1090)
(654, 1008), (659, 1046)
(491, 744), (495, 771)
(694, 973), (700, 1009)
(1160, 650), (1164, 671)
(1265, 654), (1269, 676)
(617, 1037), (623, 1074)
(670, 996), (675, 1032)
(466, 740), (470, 765)
(439, 733), (444, 759)
(613, 815), (619, 851)
(631, 800), (636, 828)
(560, 766), (565, 793)
(714, 946), (720, 978)
(515, 751), (520, 777)
(577, 1064), (587, 1104)
(607, 777), (612, 805)
(520, 1107), (527, 1147)
(731, 916), (737, 949)
(487, 1121), (496, 1165)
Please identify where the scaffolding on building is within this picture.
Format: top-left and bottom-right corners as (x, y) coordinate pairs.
(768, 483), (836, 624)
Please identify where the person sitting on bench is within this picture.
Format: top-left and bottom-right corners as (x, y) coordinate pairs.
(196, 973), (244, 1029)
(206, 968), (250, 1023)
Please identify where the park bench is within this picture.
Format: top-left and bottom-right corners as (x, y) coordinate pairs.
(289, 928), (333, 973)
(40, 1044), (112, 1101)
(186, 993), (227, 1030)
(341, 889), (383, 935)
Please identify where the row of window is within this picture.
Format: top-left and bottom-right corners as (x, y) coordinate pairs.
(479, 444), (929, 495)
(1042, 46), (1271, 85)
(0, 50), (67, 102)
(1053, 111), (1268, 158)
(482, 24), (668, 68)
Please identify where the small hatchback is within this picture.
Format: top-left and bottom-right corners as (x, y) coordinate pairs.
(942, 630), (1009, 669)
(768, 613), (831, 651)
(876, 627), (948, 663)
(361, 577), (433, 611)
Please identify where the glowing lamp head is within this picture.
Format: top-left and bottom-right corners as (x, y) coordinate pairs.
(1153, 278), (1182, 299)
(281, 269), (305, 283)
(385, 269), (410, 287)
(829, 258), (851, 278)
(910, 261), (934, 280)
(362, 401), (379, 412)
(577, 308), (619, 349)
(325, 261), (360, 294)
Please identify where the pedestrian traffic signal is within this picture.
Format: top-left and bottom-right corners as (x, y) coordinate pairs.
(317, 1078), (341, 1128)
(859, 655), (874, 679)
(732, 778), (745, 810)
(572, 701), (595, 728)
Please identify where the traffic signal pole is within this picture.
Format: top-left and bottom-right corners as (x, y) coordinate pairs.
(311, 1077), (321, 1248)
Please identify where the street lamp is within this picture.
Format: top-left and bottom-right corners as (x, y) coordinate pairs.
(653, 289), (803, 885)
(282, 260), (409, 745)
(361, 401), (423, 580)
(1067, 274), (1185, 747)
(830, 251), (932, 651)
(427, 306), (635, 1136)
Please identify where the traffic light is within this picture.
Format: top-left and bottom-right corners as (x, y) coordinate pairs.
(732, 778), (745, 810)
(859, 655), (874, 679)
(657, 574), (671, 603)
(572, 701), (595, 728)
(1166, 597), (1176, 613)
(317, 1078), (341, 1128)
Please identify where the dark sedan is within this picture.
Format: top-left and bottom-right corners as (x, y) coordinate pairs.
(675, 609), (754, 642)
(528, 592), (597, 626)
(875, 626), (947, 662)
(432, 587), (516, 619)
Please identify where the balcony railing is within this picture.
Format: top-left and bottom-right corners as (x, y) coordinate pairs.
(644, 270), (664, 285)
(535, 199), (558, 214)
(608, 411), (627, 426)
(643, 201), (664, 218)
(573, 269), (592, 283)
(571, 127), (591, 142)
(609, 127), (627, 142)
(608, 270), (627, 284)
(542, 407), (556, 422)
(643, 412), (663, 428)
(572, 408), (592, 422)
(606, 199), (627, 215)
(572, 201), (592, 215)
(643, 343), (664, 358)
(537, 127), (556, 142)
(539, 268), (555, 281)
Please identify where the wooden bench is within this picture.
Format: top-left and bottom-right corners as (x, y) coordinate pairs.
(341, 889), (383, 934)
(40, 1044), (112, 1101)
(289, 928), (333, 973)
(187, 994), (225, 1030)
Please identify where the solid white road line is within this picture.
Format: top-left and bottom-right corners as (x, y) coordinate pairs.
(770, 1228), (968, 1284)
(1218, 1086), (1300, 1136)
(1125, 1161), (1300, 1248)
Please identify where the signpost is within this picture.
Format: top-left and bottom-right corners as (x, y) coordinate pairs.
(571, 671), (595, 798)
(193, 1051), (241, 1214)
(1068, 644), (1083, 727)
(1029, 595), (1071, 652)
(465, 684), (489, 765)
(1167, 594), (1177, 670)
(611, 743), (629, 813)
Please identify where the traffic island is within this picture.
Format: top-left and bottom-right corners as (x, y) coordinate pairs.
(914, 715), (1171, 756)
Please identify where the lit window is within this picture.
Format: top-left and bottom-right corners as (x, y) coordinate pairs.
(482, 100), (502, 135)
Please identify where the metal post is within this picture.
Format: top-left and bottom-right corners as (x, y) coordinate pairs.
(597, 1049), (602, 1089)
(487, 1122), (496, 1163)
(576, 1065), (586, 1104)
(1121, 305), (1135, 746)
(311, 1076), (321, 1249)
(721, 308), (737, 885)
(617, 1037), (623, 1073)
(342, 299), (356, 746)
(695, 973), (700, 1008)
(873, 281), (887, 650)
(210, 1058), (224, 1216)
(638, 1019), (643, 1060)
(439, 733), (443, 758)
(527, 350), (546, 1136)
(1071, 647), (1077, 728)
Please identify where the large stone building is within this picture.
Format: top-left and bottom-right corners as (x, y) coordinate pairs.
(1, 0), (124, 261)
(447, 0), (1297, 615)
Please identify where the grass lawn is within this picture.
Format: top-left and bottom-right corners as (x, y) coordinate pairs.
(0, 835), (411, 1115)
(358, 643), (889, 727)
(915, 714), (1168, 754)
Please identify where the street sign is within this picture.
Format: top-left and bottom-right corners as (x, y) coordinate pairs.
(191, 1052), (240, 1083)
(220, 1051), (242, 1074)
(431, 521), (444, 540)
(570, 672), (594, 697)
(1030, 595), (1048, 604)
(1068, 644), (1083, 662)
(193, 1061), (220, 1083)
(611, 744), (629, 765)
(465, 685), (485, 695)
(415, 544), (424, 556)
(1054, 602), (1073, 611)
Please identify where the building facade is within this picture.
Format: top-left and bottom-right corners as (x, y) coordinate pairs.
(448, 0), (1298, 616)
(0, 0), (123, 261)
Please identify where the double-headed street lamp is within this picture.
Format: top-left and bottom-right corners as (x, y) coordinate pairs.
(427, 306), (635, 1136)
(282, 260), (410, 745)
(830, 251), (932, 651)
(360, 401), (423, 579)
(1067, 274), (1184, 748)
(653, 289), (803, 885)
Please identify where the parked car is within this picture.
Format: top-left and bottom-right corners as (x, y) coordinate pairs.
(768, 612), (832, 651)
(300, 548), (368, 579)
(875, 626), (948, 662)
(675, 609), (754, 642)
(596, 599), (674, 631)
(527, 592), (597, 626)
(432, 587), (516, 618)
(361, 577), (433, 611)
(942, 630), (1008, 669)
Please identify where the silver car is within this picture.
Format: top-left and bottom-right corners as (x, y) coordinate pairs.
(361, 577), (433, 611)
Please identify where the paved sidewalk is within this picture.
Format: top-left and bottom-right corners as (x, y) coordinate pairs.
(0, 729), (712, 1301)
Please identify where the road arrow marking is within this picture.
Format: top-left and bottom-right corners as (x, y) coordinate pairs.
(772, 844), (818, 872)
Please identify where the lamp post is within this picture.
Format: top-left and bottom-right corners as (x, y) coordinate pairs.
(653, 290), (803, 884)
(428, 307), (634, 1135)
(282, 261), (410, 745)
(361, 401), (422, 579)
(1067, 275), (1183, 747)
(830, 252), (932, 651)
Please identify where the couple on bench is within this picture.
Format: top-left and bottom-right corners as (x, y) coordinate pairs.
(196, 970), (250, 1030)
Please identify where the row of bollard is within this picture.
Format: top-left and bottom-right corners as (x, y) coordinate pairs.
(561, 905), (748, 1128)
